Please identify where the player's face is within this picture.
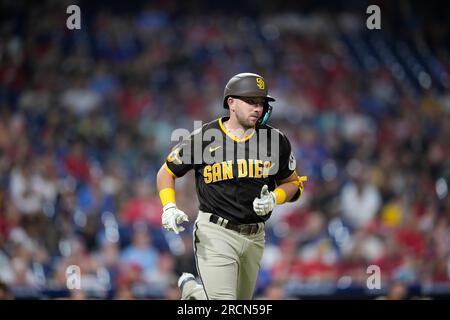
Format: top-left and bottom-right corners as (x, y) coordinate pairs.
(233, 97), (265, 129)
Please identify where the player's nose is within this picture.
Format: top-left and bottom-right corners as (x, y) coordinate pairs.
(253, 104), (263, 114)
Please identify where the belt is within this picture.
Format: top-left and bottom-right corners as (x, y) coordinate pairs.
(209, 214), (260, 236)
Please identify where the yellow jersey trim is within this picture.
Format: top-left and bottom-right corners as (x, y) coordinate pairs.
(164, 163), (178, 178)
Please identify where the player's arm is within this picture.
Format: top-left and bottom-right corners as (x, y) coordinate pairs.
(274, 171), (307, 204)
(156, 163), (177, 212)
(157, 133), (196, 234)
(156, 164), (189, 234)
(253, 173), (307, 216)
(271, 132), (307, 205)
(253, 132), (307, 216)
(156, 163), (176, 199)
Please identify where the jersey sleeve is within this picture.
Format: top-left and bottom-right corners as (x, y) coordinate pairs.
(164, 133), (196, 178)
(274, 132), (296, 181)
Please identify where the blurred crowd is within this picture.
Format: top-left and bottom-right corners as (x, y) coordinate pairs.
(0, 1), (449, 299)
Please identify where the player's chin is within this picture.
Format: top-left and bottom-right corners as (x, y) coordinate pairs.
(248, 116), (260, 125)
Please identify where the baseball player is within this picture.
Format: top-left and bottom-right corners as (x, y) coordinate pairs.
(156, 72), (306, 300)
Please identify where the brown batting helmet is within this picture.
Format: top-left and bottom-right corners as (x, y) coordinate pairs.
(223, 73), (275, 109)
(222, 72), (275, 126)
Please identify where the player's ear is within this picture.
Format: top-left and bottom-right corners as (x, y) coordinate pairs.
(228, 97), (235, 112)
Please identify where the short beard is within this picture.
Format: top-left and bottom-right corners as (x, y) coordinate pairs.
(236, 114), (257, 130)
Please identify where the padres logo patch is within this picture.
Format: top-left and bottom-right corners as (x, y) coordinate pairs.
(256, 77), (265, 90)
